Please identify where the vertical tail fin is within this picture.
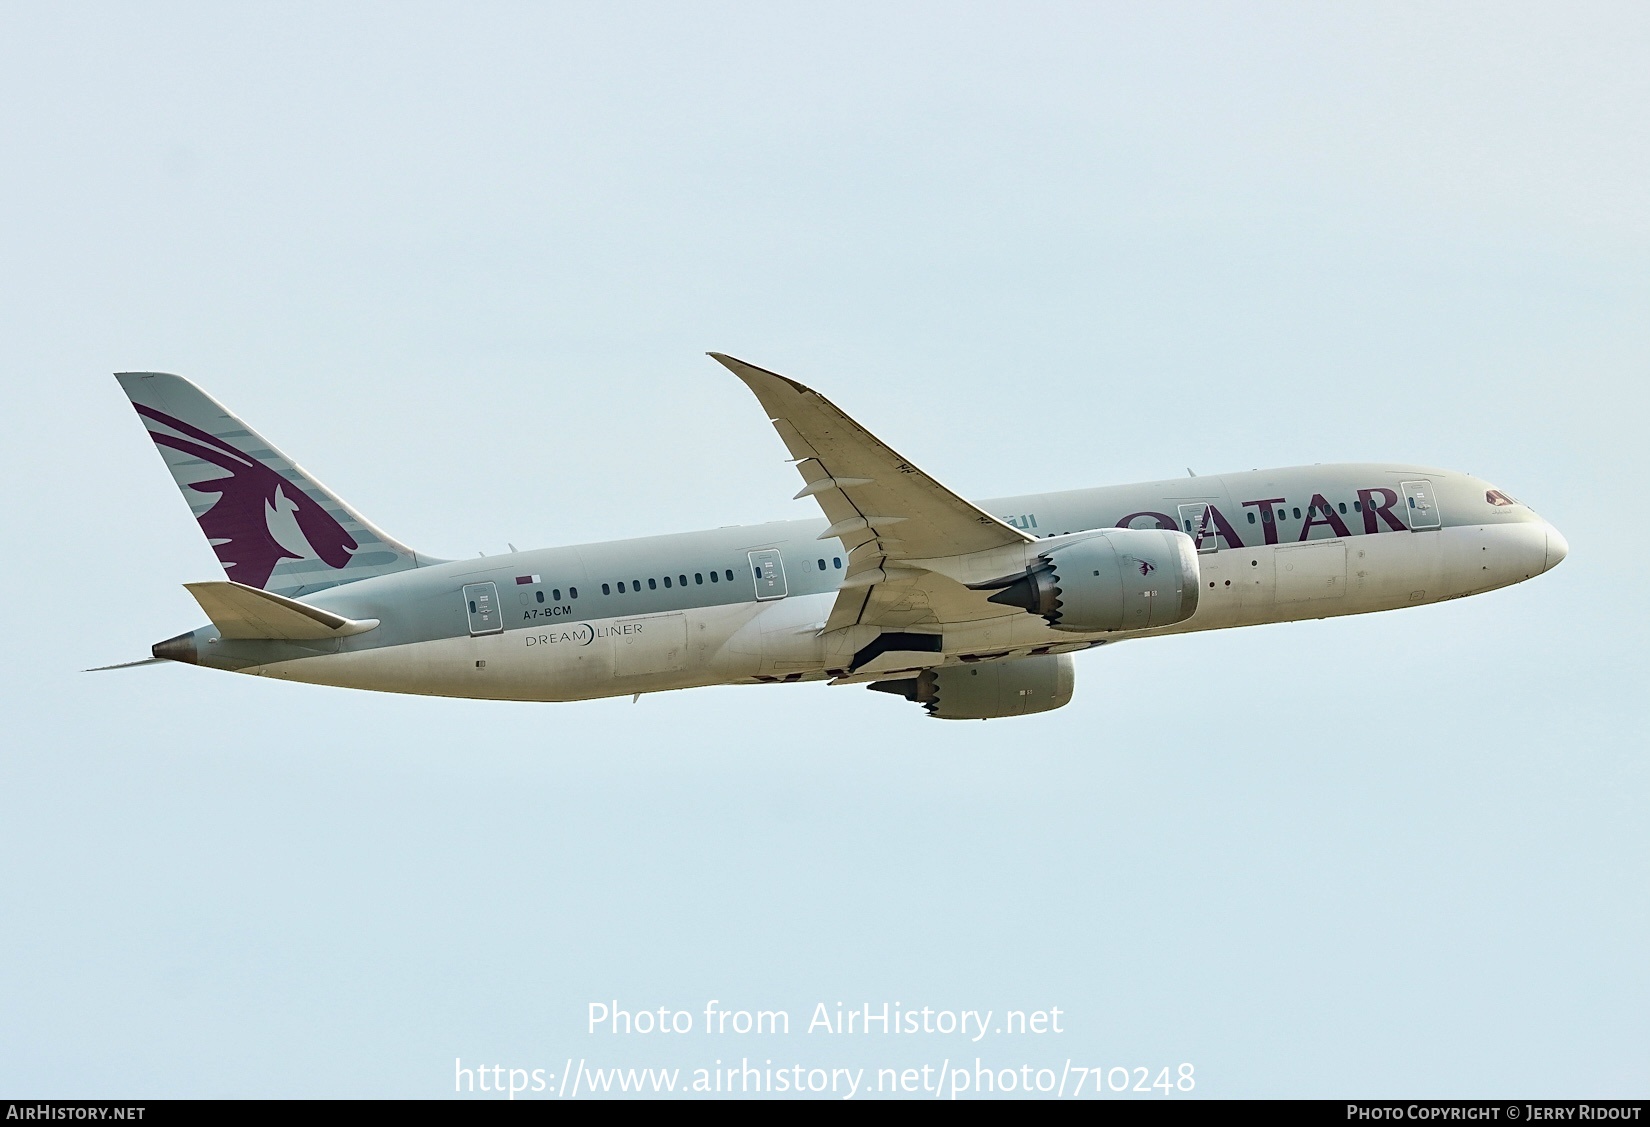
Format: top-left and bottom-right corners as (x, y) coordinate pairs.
(117, 372), (435, 596)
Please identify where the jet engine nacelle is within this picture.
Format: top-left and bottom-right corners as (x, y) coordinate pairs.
(986, 528), (1200, 632)
(870, 653), (1075, 720)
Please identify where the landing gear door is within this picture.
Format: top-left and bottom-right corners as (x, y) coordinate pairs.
(462, 581), (504, 635)
(1400, 480), (1441, 531)
(1177, 502), (1218, 553)
(748, 549), (788, 600)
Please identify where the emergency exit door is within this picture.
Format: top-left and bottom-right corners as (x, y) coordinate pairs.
(1178, 502), (1218, 553)
(1400, 480), (1441, 530)
(748, 549), (788, 600)
(462, 581), (503, 635)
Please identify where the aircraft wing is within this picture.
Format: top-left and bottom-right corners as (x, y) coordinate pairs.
(712, 353), (1031, 634)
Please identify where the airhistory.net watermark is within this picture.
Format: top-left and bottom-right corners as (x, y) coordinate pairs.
(453, 1056), (1195, 1099)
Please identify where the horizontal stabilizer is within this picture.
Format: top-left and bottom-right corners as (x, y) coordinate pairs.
(183, 581), (380, 640)
(84, 657), (168, 671)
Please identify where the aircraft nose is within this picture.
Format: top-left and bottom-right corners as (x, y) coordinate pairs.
(1543, 524), (1569, 572)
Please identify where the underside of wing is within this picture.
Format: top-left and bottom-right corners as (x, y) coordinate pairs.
(711, 353), (1031, 634)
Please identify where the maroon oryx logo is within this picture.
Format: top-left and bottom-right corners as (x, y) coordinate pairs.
(136, 405), (357, 589)
(1136, 558), (1156, 577)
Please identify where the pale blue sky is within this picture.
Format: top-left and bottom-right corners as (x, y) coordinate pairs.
(1, 2), (1645, 1097)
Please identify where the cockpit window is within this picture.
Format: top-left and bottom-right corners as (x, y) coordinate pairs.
(1486, 489), (1518, 507)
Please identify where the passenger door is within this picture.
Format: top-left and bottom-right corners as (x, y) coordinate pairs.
(462, 581), (503, 635)
(1177, 502), (1217, 553)
(748, 549), (788, 600)
(1401, 480), (1442, 530)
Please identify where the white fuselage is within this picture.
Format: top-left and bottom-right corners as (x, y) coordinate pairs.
(231, 463), (1565, 703)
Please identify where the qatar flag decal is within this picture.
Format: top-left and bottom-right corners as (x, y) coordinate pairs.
(515, 574), (541, 585)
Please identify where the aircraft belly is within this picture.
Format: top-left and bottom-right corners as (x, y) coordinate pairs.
(1206, 527), (1531, 624)
(1138, 527), (1502, 636)
(709, 593), (834, 677)
(252, 602), (780, 702)
(1219, 535), (1436, 624)
(252, 635), (499, 697)
(1275, 541), (1348, 603)
(1174, 551), (1250, 630)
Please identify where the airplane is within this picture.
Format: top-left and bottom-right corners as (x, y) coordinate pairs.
(101, 354), (1568, 719)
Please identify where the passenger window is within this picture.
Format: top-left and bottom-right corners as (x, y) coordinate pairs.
(1262, 509), (1272, 523)
(1338, 502), (1347, 514)
(569, 587), (578, 598)
(663, 576), (671, 588)
(617, 581), (626, 593)
(1292, 507), (1301, 519)
(710, 571), (718, 583)
(553, 589), (561, 601)
(648, 578), (657, 590)
(633, 579), (642, 589)
(679, 575), (687, 586)
(817, 558), (826, 570)
(535, 590), (545, 604)
(695, 573), (703, 585)
(1353, 501), (1362, 512)
(602, 583), (611, 595)
(1276, 508), (1286, 521)
(834, 557), (842, 568)
(725, 569), (734, 581)
(1247, 512), (1256, 524)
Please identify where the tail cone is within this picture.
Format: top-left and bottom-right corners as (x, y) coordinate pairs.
(151, 632), (198, 665)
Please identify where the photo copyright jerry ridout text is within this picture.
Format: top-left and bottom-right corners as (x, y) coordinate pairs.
(1348, 1108), (1640, 1121)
